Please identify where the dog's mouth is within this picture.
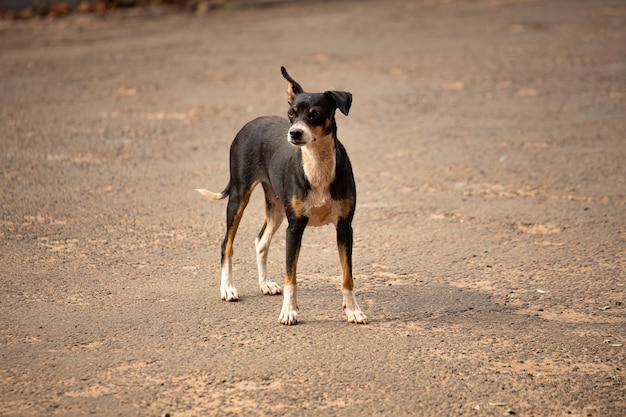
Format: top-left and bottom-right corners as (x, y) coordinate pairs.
(288, 137), (316, 147)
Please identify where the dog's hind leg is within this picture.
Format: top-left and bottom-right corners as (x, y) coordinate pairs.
(255, 183), (285, 295)
(220, 184), (255, 301)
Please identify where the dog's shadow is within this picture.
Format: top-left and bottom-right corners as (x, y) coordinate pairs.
(219, 277), (504, 327)
(357, 281), (502, 325)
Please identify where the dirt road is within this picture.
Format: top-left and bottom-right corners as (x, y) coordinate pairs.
(1, 0), (625, 415)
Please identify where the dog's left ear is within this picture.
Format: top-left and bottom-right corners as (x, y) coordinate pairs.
(281, 66), (304, 105)
(324, 91), (352, 116)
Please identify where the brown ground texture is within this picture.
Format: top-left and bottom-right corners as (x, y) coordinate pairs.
(1, 0), (625, 415)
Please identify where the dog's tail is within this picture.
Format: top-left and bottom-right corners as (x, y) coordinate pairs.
(195, 185), (229, 201)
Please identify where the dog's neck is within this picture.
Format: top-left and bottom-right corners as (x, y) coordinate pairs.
(301, 135), (336, 203)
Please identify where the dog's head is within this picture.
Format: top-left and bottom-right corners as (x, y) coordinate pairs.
(281, 66), (352, 147)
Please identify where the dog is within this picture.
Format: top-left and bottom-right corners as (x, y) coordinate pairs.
(197, 67), (367, 325)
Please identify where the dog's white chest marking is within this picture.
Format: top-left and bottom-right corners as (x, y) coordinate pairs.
(292, 140), (351, 227)
(301, 139), (335, 191)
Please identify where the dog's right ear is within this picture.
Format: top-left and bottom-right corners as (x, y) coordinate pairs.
(281, 66), (304, 105)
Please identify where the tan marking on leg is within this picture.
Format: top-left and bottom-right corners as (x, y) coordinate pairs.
(291, 196), (306, 218)
(223, 184), (257, 266)
(338, 243), (353, 291)
(220, 185), (257, 301)
(339, 198), (354, 220)
(284, 245), (301, 287)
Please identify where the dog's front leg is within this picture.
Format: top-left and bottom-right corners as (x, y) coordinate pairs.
(337, 219), (367, 324)
(279, 217), (307, 325)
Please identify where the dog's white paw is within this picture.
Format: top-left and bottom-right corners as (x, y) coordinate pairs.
(221, 284), (239, 301)
(220, 264), (238, 301)
(260, 281), (282, 295)
(346, 308), (368, 324)
(278, 285), (298, 325)
(278, 307), (298, 325)
(343, 289), (367, 324)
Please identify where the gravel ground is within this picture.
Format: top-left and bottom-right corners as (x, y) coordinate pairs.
(1, 0), (625, 415)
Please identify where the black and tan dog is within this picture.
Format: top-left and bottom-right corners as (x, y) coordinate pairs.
(197, 67), (367, 325)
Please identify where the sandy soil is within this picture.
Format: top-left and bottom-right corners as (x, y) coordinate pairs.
(1, 0), (625, 415)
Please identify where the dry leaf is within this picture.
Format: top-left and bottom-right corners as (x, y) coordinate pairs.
(116, 87), (139, 97)
(517, 222), (563, 235)
(517, 88), (539, 97)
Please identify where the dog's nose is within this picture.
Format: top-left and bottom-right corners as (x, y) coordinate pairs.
(289, 129), (303, 141)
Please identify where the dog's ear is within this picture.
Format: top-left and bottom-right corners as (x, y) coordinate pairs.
(324, 90), (352, 116)
(281, 66), (304, 105)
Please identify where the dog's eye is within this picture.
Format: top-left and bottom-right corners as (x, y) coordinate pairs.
(287, 110), (295, 119)
(309, 110), (321, 121)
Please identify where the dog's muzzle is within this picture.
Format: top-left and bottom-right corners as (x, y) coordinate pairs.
(288, 129), (307, 146)
(288, 123), (314, 146)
